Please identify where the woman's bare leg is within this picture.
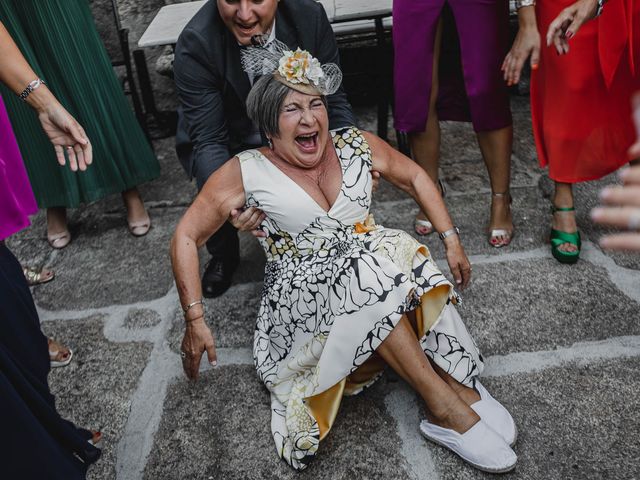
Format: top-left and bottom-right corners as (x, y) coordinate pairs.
(432, 363), (480, 406)
(410, 18), (444, 232)
(404, 310), (480, 406)
(121, 187), (148, 224)
(376, 315), (480, 433)
(477, 126), (514, 246)
(46, 206), (67, 236)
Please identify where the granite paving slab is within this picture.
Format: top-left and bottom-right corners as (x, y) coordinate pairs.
(144, 367), (412, 480)
(432, 357), (640, 479)
(45, 315), (153, 480)
(167, 282), (262, 352)
(30, 208), (184, 310)
(458, 258), (640, 357)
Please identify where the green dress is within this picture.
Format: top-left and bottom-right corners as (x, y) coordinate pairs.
(0, 0), (159, 208)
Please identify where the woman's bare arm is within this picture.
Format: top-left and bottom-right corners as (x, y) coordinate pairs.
(364, 132), (471, 289)
(170, 157), (246, 379)
(0, 21), (91, 170)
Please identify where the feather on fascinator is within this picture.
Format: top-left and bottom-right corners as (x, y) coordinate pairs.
(241, 39), (343, 96)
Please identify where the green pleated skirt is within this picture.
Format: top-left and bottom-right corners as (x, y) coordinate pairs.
(0, 0), (160, 208)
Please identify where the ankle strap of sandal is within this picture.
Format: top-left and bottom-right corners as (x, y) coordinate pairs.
(492, 191), (510, 197)
(551, 205), (575, 213)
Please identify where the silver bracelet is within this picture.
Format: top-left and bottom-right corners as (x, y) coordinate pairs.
(516, 0), (536, 9)
(182, 299), (204, 314)
(19, 78), (46, 101)
(595, 0), (606, 17)
(438, 226), (460, 241)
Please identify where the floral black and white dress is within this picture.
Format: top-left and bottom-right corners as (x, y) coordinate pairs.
(238, 128), (484, 470)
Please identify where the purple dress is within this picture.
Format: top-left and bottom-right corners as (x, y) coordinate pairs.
(0, 94), (37, 241)
(393, 0), (512, 133)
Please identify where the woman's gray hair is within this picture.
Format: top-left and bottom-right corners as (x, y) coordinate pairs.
(246, 75), (327, 138)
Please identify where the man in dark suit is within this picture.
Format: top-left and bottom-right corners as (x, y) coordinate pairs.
(174, 0), (355, 298)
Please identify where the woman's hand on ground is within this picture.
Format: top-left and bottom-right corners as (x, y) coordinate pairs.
(591, 166), (640, 252)
(546, 0), (599, 54)
(502, 16), (540, 86)
(444, 237), (472, 290)
(181, 318), (217, 380)
(229, 207), (267, 238)
(37, 101), (92, 172)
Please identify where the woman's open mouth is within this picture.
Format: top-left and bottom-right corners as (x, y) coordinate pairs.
(295, 133), (319, 152)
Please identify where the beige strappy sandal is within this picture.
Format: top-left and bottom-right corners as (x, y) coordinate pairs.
(488, 192), (514, 248)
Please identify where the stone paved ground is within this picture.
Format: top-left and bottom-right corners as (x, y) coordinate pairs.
(8, 96), (640, 479)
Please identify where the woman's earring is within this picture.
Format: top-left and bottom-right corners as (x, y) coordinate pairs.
(267, 137), (273, 149)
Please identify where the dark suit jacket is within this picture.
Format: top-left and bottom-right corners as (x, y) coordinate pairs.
(174, 0), (356, 182)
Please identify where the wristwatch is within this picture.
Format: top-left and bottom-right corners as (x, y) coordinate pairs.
(516, 0), (536, 9)
(438, 226), (460, 241)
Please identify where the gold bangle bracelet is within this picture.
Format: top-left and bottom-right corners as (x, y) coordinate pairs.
(185, 314), (204, 323)
(182, 299), (204, 314)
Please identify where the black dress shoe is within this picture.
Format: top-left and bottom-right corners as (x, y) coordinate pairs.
(202, 257), (238, 298)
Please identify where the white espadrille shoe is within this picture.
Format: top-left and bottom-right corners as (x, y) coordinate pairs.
(471, 380), (518, 447)
(419, 419), (517, 473)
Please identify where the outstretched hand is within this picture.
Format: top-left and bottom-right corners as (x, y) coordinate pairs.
(37, 102), (92, 171)
(546, 0), (599, 54)
(181, 319), (217, 380)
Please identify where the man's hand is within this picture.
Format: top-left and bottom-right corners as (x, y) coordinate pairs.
(37, 101), (92, 171)
(546, 0), (599, 54)
(229, 206), (267, 238)
(181, 318), (217, 380)
(591, 166), (640, 251)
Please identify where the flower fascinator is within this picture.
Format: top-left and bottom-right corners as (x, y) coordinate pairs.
(241, 39), (343, 96)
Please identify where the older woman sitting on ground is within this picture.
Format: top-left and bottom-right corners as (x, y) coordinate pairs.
(170, 43), (518, 473)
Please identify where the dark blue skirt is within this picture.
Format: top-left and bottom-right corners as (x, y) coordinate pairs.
(0, 243), (100, 478)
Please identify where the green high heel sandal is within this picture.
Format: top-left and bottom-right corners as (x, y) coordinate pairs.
(550, 206), (581, 264)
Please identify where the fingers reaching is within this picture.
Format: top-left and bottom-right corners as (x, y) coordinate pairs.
(591, 206), (640, 230)
(206, 334), (217, 367)
(599, 232), (640, 251)
(66, 145), (78, 172)
(187, 348), (202, 381)
(599, 185), (640, 207)
(54, 144), (66, 166)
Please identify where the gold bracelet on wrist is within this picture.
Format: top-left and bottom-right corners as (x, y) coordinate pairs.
(182, 298), (204, 314)
(185, 314), (204, 323)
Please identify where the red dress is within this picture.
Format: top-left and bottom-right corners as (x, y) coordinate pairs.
(532, 0), (640, 183)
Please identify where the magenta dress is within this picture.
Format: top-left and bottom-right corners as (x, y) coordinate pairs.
(0, 94), (37, 241)
(393, 0), (512, 133)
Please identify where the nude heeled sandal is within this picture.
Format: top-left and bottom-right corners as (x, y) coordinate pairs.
(488, 192), (514, 248)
